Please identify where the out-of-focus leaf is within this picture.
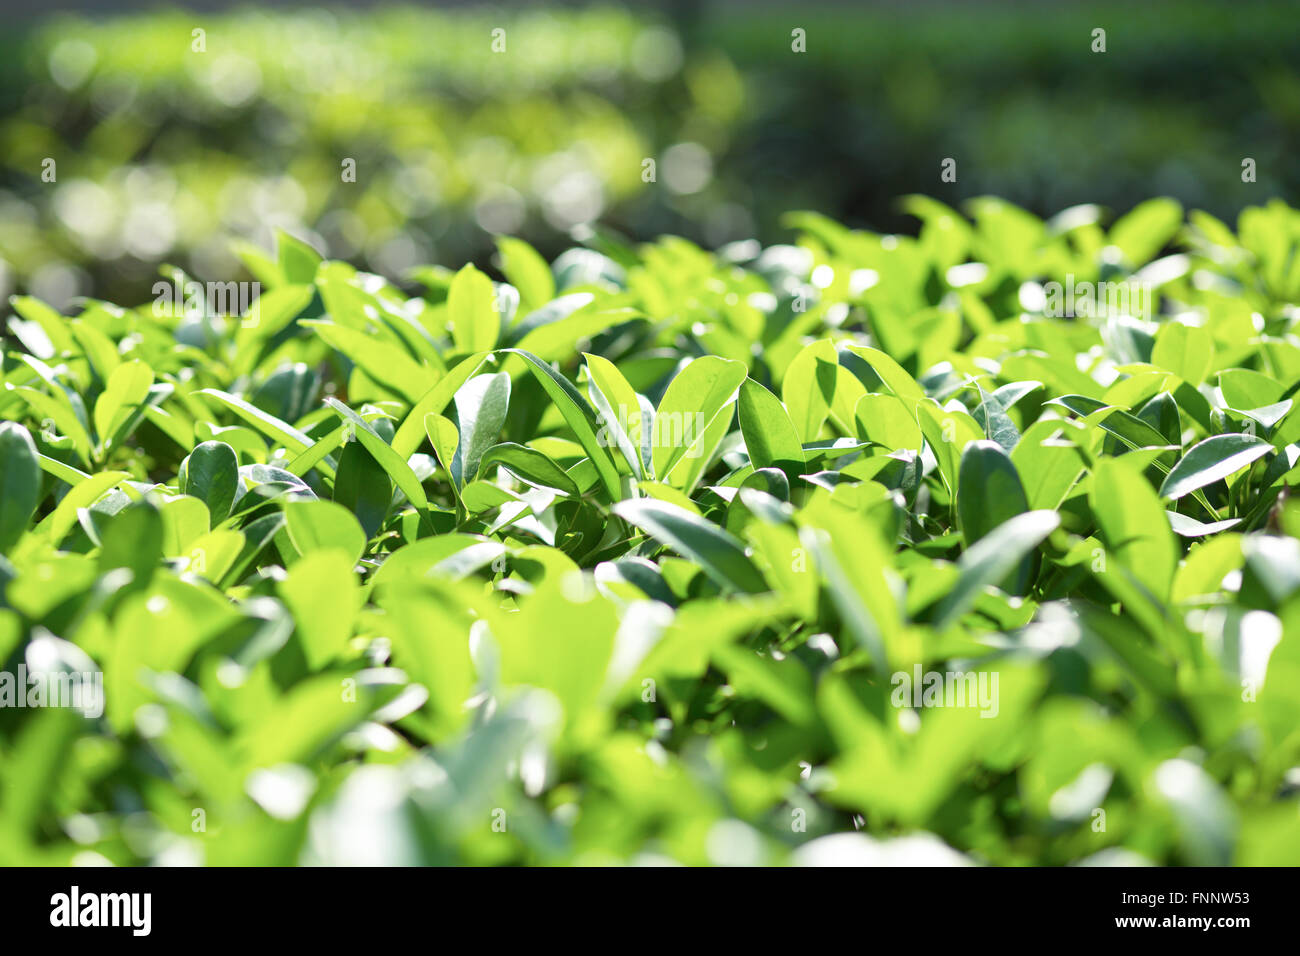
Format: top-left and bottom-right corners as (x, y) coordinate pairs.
(0, 422), (40, 553)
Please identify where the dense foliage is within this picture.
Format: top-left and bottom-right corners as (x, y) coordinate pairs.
(2, 196), (1300, 865)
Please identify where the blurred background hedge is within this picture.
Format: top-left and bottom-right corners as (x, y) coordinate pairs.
(1, 0), (1297, 307)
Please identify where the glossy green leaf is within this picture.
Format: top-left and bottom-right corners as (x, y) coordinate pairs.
(1159, 433), (1272, 500)
(449, 372), (511, 487)
(480, 442), (579, 496)
(0, 423), (40, 553)
(738, 378), (805, 482)
(179, 440), (240, 525)
(652, 356), (747, 480)
(958, 440), (1032, 594)
(326, 399), (427, 508)
(782, 338), (838, 443)
(504, 348), (622, 499)
(613, 498), (766, 594)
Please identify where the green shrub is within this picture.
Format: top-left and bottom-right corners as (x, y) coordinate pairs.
(2, 195), (1299, 865)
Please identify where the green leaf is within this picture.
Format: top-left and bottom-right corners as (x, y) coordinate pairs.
(238, 674), (371, 771)
(233, 285), (315, 376)
(973, 381), (1038, 451)
(842, 344), (926, 405)
(371, 534), (502, 589)
(323, 398), (429, 512)
(637, 480), (704, 515)
(1047, 394), (1174, 451)
(1159, 434), (1272, 501)
(1151, 322), (1213, 385)
(504, 349), (622, 499)
(9, 295), (78, 356)
(279, 550), (359, 670)
(1152, 758), (1236, 867)
(92, 360), (153, 450)
(379, 584), (476, 739)
(238, 283), (314, 340)
(1136, 391), (1183, 446)
(1109, 198), (1183, 267)
(662, 400), (735, 493)
(1092, 456), (1177, 600)
(711, 642), (815, 726)
(652, 356), (748, 480)
(1, 708), (81, 841)
(391, 352), (491, 459)
(505, 292), (593, 343)
(98, 499), (164, 588)
(799, 523), (892, 667)
(200, 388), (315, 456)
(332, 439), (392, 540)
(11, 387), (93, 466)
(33, 470), (129, 545)
(933, 510), (1060, 630)
(479, 442), (580, 496)
(160, 495), (211, 556)
(496, 236), (555, 312)
(612, 498), (767, 594)
(460, 481), (517, 513)
(584, 351), (646, 478)
(285, 424), (346, 479)
(917, 401), (983, 494)
(447, 263), (500, 352)
(782, 338), (838, 443)
(0, 423), (40, 553)
(1219, 369), (1284, 411)
(35, 453), (89, 487)
(450, 372), (511, 487)
(1166, 511), (1241, 537)
(178, 440), (240, 525)
(958, 440), (1031, 594)
(855, 393), (922, 451)
(738, 378), (806, 482)
(506, 308), (643, 371)
(1010, 425), (1084, 511)
(283, 499), (367, 567)
(182, 528), (244, 582)
(69, 319), (120, 381)
(219, 511), (285, 588)
(424, 413), (461, 489)
(305, 321), (436, 404)
(277, 229), (323, 284)
(231, 239), (285, 287)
